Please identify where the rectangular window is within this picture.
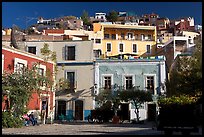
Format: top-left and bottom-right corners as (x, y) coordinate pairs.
(148, 35), (151, 40)
(121, 33), (125, 40)
(127, 33), (133, 40)
(38, 68), (44, 76)
(95, 39), (101, 44)
(141, 34), (145, 41)
(111, 34), (116, 39)
(16, 62), (25, 74)
(93, 50), (102, 58)
(119, 43), (123, 52)
(104, 76), (111, 89)
(65, 46), (75, 60)
(38, 68), (44, 86)
(104, 34), (109, 39)
(107, 43), (111, 52)
(135, 34), (138, 40)
(146, 45), (151, 53)
(146, 76), (154, 94)
(67, 72), (75, 91)
(28, 47), (36, 54)
(125, 76), (133, 90)
(133, 44), (137, 53)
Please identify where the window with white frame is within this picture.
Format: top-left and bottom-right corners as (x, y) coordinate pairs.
(14, 58), (27, 74)
(119, 43), (124, 52)
(146, 45), (151, 53)
(132, 44), (137, 53)
(125, 76), (133, 90)
(106, 43), (112, 52)
(103, 76), (112, 89)
(38, 68), (44, 86)
(127, 32), (133, 40)
(141, 34), (145, 41)
(37, 64), (46, 87)
(146, 76), (154, 94)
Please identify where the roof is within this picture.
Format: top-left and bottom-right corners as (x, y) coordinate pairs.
(101, 24), (155, 30)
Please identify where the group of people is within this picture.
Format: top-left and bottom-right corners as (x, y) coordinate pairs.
(23, 112), (38, 126)
(22, 102), (47, 126)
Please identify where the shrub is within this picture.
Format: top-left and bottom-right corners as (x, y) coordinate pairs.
(2, 112), (24, 128)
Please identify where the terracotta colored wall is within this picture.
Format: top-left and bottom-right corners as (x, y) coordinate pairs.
(2, 47), (54, 112)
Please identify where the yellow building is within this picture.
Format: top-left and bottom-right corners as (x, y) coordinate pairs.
(93, 23), (157, 58)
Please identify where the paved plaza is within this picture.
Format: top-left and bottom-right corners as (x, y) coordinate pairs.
(2, 121), (202, 135)
(2, 121), (164, 135)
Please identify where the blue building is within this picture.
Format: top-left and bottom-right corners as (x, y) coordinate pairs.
(94, 56), (167, 121)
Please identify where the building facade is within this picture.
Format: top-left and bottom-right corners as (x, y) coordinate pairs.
(2, 45), (55, 121)
(22, 40), (94, 121)
(94, 57), (166, 121)
(93, 23), (157, 58)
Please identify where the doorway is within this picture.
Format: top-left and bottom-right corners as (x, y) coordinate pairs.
(118, 103), (129, 121)
(147, 104), (156, 121)
(75, 100), (83, 120)
(57, 101), (66, 119)
(41, 99), (48, 119)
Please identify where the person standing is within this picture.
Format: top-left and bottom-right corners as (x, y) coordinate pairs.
(41, 102), (47, 124)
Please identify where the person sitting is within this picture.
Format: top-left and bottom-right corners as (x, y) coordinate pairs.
(29, 112), (36, 126)
(22, 114), (30, 126)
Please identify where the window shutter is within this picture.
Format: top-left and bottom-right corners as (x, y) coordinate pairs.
(62, 46), (65, 60)
(74, 45), (77, 60)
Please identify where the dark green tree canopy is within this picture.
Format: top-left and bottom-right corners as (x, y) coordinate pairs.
(166, 36), (202, 97)
(106, 10), (119, 23)
(81, 10), (91, 26)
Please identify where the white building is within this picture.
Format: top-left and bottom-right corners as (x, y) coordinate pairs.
(95, 12), (107, 22)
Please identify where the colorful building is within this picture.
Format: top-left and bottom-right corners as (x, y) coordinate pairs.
(20, 40), (94, 121)
(2, 45), (55, 121)
(94, 56), (167, 121)
(93, 23), (157, 58)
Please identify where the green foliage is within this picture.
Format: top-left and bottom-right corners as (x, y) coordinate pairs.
(166, 37), (202, 97)
(2, 111), (24, 128)
(119, 88), (152, 122)
(40, 43), (52, 61)
(95, 88), (120, 115)
(81, 10), (91, 26)
(158, 95), (199, 106)
(2, 63), (52, 123)
(106, 10), (119, 23)
(40, 43), (71, 92)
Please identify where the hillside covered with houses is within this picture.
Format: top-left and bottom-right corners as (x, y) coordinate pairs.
(2, 10), (202, 129)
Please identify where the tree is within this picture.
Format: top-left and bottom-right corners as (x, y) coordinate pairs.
(166, 36), (202, 97)
(2, 64), (50, 118)
(118, 88), (152, 122)
(106, 10), (118, 23)
(81, 10), (91, 26)
(95, 88), (120, 116)
(40, 43), (71, 93)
